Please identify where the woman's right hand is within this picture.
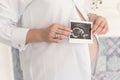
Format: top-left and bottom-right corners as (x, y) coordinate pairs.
(41, 23), (72, 43)
(26, 23), (72, 44)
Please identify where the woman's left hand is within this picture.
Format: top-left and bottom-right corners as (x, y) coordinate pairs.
(88, 13), (109, 35)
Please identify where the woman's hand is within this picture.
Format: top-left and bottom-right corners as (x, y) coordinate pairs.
(88, 13), (109, 35)
(26, 23), (72, 44)
(42, 23), (72, 43)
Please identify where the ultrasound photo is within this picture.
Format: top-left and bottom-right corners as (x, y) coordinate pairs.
(69, 20), (93, 43)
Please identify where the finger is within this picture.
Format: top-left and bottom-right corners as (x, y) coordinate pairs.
(58, 34), (67, 40)
(53, 33), (67, 40)
(99, 25), (109, 34)
(58, 25), (72, 32)
(51, 38), (62, 43)
(92, 17), (103, 33)
(94, 21), (105, 34)
(51, 32), (67, 40)
(48, 33), (62, 43)
(99, 19), (109, 34)
(51, 23), (72, 32)
(56, 29), (71, 36)
(97, 19), (108, 34)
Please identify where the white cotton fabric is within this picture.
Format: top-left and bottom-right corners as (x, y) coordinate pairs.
(0, 0), (91, 80)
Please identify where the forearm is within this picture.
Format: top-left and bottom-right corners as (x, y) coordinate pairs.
(26, 28), (45, 44)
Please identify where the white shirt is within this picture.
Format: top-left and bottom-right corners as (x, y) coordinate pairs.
(0, 0), (91, 80)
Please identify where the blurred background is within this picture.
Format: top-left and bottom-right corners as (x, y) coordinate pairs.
(0, 0), (120, 80)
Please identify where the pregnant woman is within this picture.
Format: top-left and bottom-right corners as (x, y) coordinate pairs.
(0, 0), (108, 80)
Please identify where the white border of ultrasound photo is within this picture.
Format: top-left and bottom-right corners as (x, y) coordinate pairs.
(69, 20), (93, 43)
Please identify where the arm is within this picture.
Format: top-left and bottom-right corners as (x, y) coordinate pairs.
(26, 24), (72, 44)
(0, 1), (72, 51)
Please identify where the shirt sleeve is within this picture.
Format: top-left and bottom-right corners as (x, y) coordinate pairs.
(0, 0), (29, 51)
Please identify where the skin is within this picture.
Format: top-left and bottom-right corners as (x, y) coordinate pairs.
(26, 13), (109, 63)
(88, 13), (109, 63)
